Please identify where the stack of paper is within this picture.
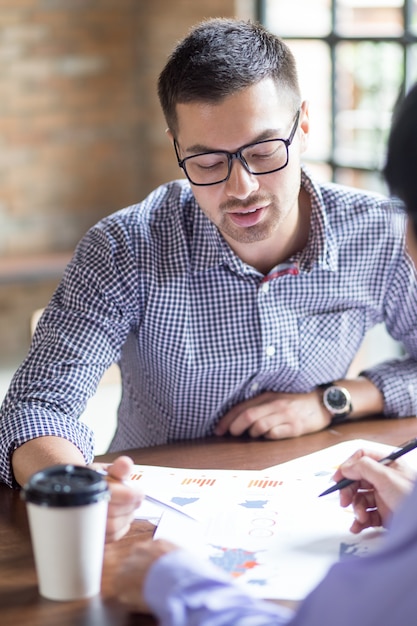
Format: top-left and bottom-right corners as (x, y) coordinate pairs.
(127, 439), (417, 600)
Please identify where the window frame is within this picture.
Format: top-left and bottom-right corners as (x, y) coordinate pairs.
(256, 0), (417, 183)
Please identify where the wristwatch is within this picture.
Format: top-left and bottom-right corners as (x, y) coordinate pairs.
(319, 383), (353, 425)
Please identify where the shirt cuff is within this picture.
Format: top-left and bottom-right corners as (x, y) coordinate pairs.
(144, 548), (293, 626)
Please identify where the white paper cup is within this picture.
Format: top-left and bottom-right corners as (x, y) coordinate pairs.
(21, 464), (110, 601)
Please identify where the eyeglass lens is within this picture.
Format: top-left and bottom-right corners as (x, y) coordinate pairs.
(183, 139), (289, 185)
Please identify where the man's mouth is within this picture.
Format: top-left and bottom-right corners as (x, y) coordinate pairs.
(227, 206), (266, 227)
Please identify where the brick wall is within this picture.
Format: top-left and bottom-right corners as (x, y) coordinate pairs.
(0, 0), (254, 366)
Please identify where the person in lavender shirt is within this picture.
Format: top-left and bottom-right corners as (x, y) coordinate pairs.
(112, 84), (417, 626)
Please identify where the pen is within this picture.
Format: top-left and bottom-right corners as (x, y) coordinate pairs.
(318, 437), (417, 497)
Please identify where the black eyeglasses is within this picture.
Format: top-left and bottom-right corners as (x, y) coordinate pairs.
(174, 109), (300, 187)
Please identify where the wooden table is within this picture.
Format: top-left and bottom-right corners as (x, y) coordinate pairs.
(1, 417), (416, 625)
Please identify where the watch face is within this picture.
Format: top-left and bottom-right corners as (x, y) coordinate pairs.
(324, 386), (351, 414)
(326, 388), (348, 410)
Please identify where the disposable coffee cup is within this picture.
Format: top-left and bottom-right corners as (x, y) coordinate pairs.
(21, 464), (110, 601)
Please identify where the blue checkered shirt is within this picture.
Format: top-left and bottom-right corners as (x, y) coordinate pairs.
(1, 168), (417, 487)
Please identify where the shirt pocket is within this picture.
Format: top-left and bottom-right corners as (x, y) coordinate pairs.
(297, 308), (366, 386)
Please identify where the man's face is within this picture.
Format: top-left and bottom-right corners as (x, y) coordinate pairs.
(172, 78), (309, 259)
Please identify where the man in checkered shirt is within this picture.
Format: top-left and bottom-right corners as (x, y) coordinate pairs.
(1, 18), (417, 542)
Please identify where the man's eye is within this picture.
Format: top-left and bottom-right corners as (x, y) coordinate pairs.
(250, 151), (274, 160)
(247, 143), (283, 160)
(192, 155), (227, 170)
(196, 162), (224, 171)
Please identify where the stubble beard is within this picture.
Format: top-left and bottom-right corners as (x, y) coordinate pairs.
(218, 195), (282, 244)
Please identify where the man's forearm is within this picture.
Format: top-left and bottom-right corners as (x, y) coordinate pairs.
(12, 436), (86, 487)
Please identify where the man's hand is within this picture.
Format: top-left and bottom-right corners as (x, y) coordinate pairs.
(90, 456), (144, 542)
(114, 539), (179, 613)
(12, 439), (142, 542)
(333, 449), (416, 533)
(214, 378), (384, 440)
(214, 390), (330, 439)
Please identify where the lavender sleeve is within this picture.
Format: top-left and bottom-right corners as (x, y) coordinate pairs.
(290, 481), (417, 626)
(144, 549), (293, 626)
(144, 482), (417, 626)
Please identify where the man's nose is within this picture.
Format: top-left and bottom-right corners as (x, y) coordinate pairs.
(224, 156), (259, 198)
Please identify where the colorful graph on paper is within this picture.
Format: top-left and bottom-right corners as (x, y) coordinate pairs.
(131, 439), (402, 521)
(141, 439), (417, 600)
(130, 462), (297, 521)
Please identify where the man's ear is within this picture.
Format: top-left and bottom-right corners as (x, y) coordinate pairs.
(166, 128), (174, 144)
(299, 100), (310, 153)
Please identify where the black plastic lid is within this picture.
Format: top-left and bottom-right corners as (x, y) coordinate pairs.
(21, 464), (110, 507)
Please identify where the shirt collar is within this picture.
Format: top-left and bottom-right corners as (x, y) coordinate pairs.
(298, 167), (338, 273)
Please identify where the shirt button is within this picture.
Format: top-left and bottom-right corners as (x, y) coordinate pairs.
(266, 345), (275, 357)
(251, 382), (259, 392)
(261, 282), (269, 293)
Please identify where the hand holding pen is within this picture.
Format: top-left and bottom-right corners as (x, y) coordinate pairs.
(92, 456), (144, 542)
(319, 439), (417, 534)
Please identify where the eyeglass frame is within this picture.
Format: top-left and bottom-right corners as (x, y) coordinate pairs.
(173, 109), (301, 187)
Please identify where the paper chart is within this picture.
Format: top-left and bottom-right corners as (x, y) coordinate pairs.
(129, 438), (417, 600)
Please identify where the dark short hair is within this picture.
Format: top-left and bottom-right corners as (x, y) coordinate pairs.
(158, 18), (301, 135)
(384, 83), (417, 236)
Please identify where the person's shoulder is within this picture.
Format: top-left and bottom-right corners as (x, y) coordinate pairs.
(318, 179), (406, 224)
(77, 180), (195, 256)
(320, 179), (385, 206)
(75, 180), (196, 267)
(112, 179), (195, 225)
(303, 166), (390, 213)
